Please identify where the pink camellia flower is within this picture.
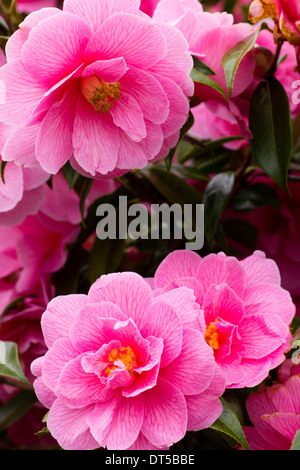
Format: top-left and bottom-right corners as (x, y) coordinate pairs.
(154, 0), (256, 103)
(31, 272), (226, 450)
(0, 0), (193, 179)
(243, 374), (300, 449)
(152, 249), (295, 388)
(153, 0), (257, 147)
(249, 0), (300, 45)
(17, 0), (58, 14)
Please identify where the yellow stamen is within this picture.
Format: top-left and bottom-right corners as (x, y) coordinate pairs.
(204, 321), (220, 350)
(105, 345), (138, 376)
(81, 75), (121, 114)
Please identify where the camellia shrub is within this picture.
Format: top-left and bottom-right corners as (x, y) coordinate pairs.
(0, 0), (300, 452)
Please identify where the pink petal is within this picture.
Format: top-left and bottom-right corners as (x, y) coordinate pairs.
(82, 57), (128, 82)
(154, 249), (201, 288)
(55, 353), (115, 408)
(120, 67), (169, 124)
(155, 286), (204, 331)
(41, 293), (88, 348)
(42, 337), (79, 392)
(47, 399), (98, 450)
(36, 85), (78, 174)
(153, 73), (190, 138)
(73, 94), (120, 176)
(110, 92), (146, 141)
(0, 186), (45, 226)
(64, 0), (141, 32)
(21, 12), (91, 88)
(0, 162), (23, 212)
(202, 283), (245, 325)
(88, 272), (153, 328)
(5, 8), (62, 62)
(141, 377), (187, 447)
(2, 125), (40, 166)
(69, 303), (125, 352)
(196, 252), (246, 297)
(262, 413), (300, 442)
(85, 13), (167, 70)
(149, 22), (194, 95)
(114, 129), (149, 170)
(186, 364), (225, 431)
(0, 62), (46, 125)
(240, 250), (281, 288)
(159, 328), (215, 394)
(140, 300), (182, 367)
(246, 387), (291, 449)
(243, 284), (295, 326)
(238, 314), (289, 359)
(32, 376), (56, 409)
(88, 393), (144, 450)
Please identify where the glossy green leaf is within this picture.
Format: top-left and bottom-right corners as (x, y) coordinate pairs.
(63, 161), (80, 190)
(231, 183), (281, 211)
(0, 390), (37, 432)
(192, 55), (215, 75)
(190, 68), (229, 103)
(145, 166), (203, 207)
(1, 160), (7, 184)
(88, 236), (126, 284)
(0, 341), (29, 384)
(249, 76), (292, 193)
(210, 397), (249, 450)
(291, 429), (300, 450)
(202, 172), (235, 247)
(222, 23), (266, 96)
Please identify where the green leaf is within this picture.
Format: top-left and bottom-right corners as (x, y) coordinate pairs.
(52, 244), (88, 295)
(145, 166), (203, 207)
(231, 183), (281, 211)
(88, 236), (126, 284)
(164, 111), (195, 171)
(291, 429), (300, 450)
(202, 172), (235, 247)
(210, 397), (249, 450)
(0, 341), (29, 383)
(249, 76), (292, 193)
(1, 160), (7, 184)
(192, 55), (215, 75)
(0, 390), (37, 432)
(222, 23), (266, 96)
(190, 68), (229, 103)
(62, 161), (80, 190)
(78, 178), (94, 226)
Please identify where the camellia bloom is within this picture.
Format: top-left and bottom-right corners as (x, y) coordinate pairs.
(152, 250), (295, 388)
(249, 0), (300, 45)
(31, 272), (225, 450)
(0, 0), (193, 178)
(243, 375), (300, 449)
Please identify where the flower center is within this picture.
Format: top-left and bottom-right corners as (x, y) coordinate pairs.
(105, 345), (138, 376)
(204, 321), (219, 350)
(81, 75), (121, 114)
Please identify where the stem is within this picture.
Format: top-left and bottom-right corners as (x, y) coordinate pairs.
(0, 0), (16, 34)
(0, 376), (34, 391)
(265, 40), (284, 78)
